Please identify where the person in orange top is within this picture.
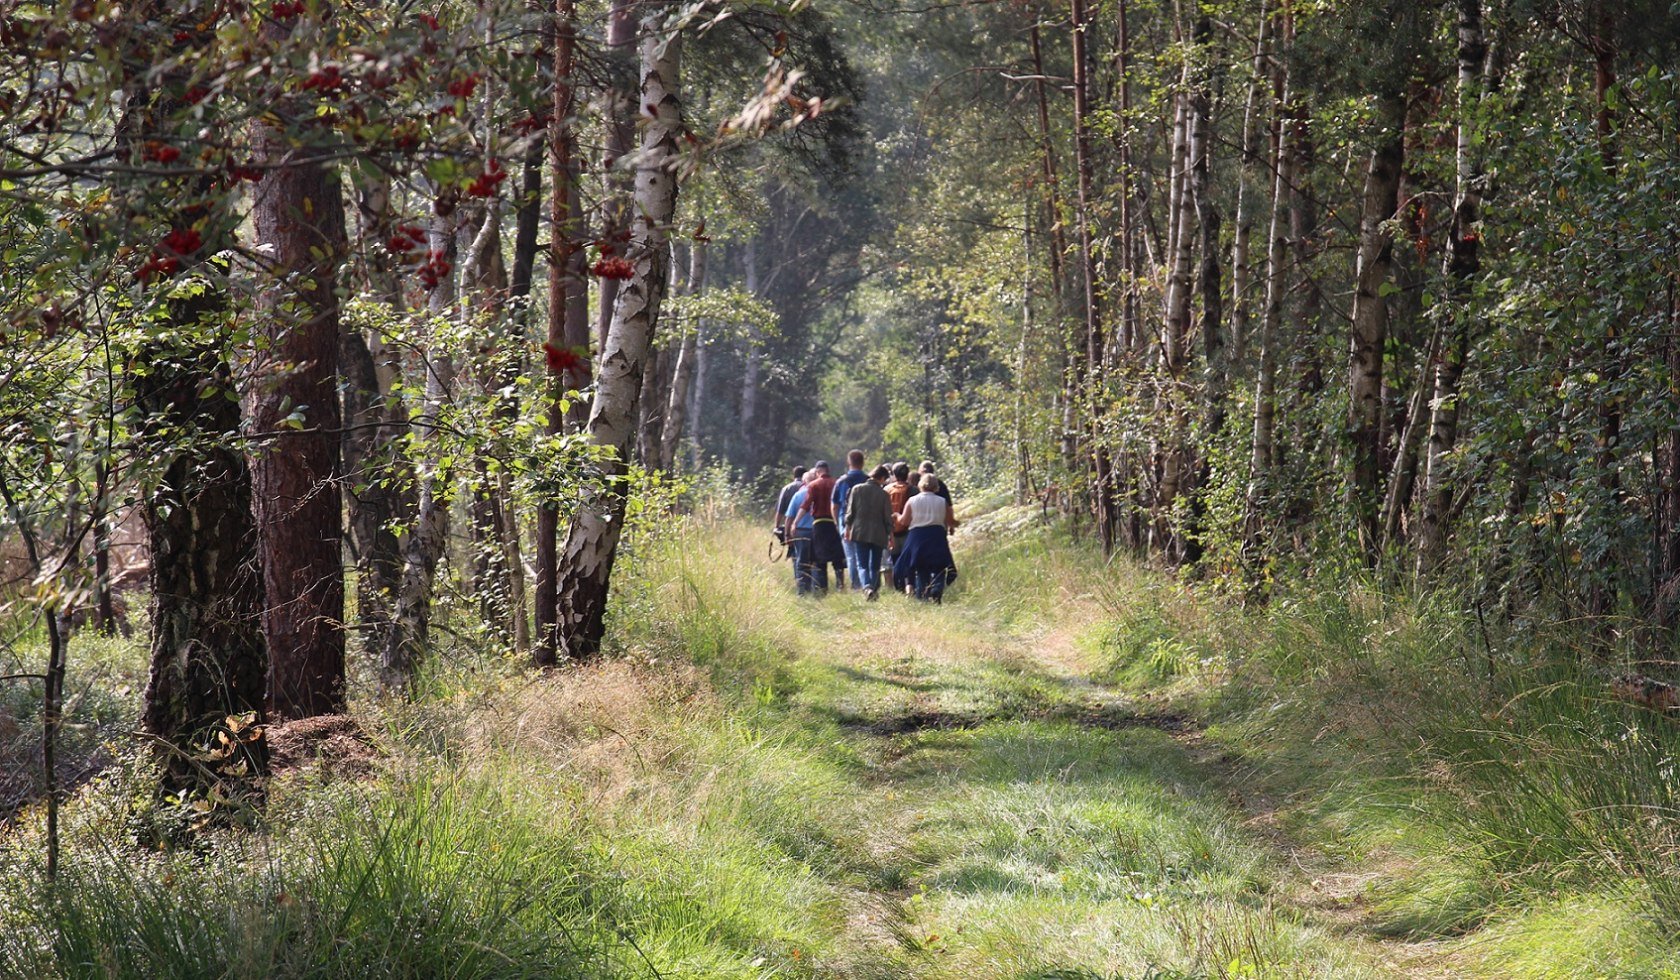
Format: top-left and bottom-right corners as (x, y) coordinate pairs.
(884, 462), (914, 590)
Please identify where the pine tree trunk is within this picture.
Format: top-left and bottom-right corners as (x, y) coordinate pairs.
(139, 336), (270, 788)
(119, 11), (269, 793)
(555, 8), (682, 659)
(536, 0), (591, 665)
(1588, 3), (1621, 618)
(1069, 0), (1113, 555)
(1659, 272), (1680, 633)
(249, 117), (347, 719)
(1196, 10), (1223, 425)
(1183, 9), (1224, 565)
(1029, 20), (1077, 474)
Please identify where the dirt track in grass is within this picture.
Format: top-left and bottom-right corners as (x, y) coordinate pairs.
(734, 514), (1460, 979)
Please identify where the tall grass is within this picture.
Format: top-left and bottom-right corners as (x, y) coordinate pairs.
(1072, 521), (1680, 946)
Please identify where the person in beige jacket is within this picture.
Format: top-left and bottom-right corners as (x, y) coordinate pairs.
(843, 465), (895, 600)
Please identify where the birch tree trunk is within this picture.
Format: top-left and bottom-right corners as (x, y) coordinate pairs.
(1244, 6), (1293, 555)
(662, 240), (706, 471)
(1417, 0), (1487, 570)
(688, 302), (709, 469)
(1229, 2), (1270, 367)
(1381, 328), (1440, 546)
(1346, 92), (1406, 560)
(555, 9), (682, 659)
(1153, 48), (1197, 553)
(464, 201), (521, 647)
(384, 195), (459, 685)
(740, 238), (763, 449)
(636, 342), (668, 466)
(249, 108), (348, 719)
(341, 171), (413, 664)
(500, 82), (547, 660)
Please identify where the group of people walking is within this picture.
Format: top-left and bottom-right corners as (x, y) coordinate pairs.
(773, 452), (959, 602)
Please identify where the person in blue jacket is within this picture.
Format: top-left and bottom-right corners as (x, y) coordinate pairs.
(784, 471), (822, 594)
(831, 450), (870, 590)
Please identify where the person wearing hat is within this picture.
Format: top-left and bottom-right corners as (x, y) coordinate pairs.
(795, 459), (846, 594)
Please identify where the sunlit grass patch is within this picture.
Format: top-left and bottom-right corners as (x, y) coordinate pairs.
(1460, 888), (1680, 979)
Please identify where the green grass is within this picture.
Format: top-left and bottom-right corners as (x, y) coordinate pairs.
(4, 505), (1680, 977)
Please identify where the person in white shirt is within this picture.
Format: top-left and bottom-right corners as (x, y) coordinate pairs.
(890, 474), (959, 602)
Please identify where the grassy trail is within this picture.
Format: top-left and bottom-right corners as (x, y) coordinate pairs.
(18, 510), (1674, 977)
(662, 511), (1453, 978)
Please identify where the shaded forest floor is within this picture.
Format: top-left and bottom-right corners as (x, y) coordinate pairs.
(5, 504), (1680, 977)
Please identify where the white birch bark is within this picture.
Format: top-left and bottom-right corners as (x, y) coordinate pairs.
(1230, 1), (1270, 366)
(384, 198), (458, 685)
(555, 10), (682, 658)
(1244, 11), (1294, 551)
(661, 239), (706, 471)
(1417, 0), (1486, 570)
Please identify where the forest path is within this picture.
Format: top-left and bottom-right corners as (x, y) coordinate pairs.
(736, 515), (1458, 979)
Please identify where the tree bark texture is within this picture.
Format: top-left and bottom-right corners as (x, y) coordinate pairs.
(1069, 0), (1114, 555)
(1417, 0), (1486, 571)
(1230, 1), (1270, 367)
(535, 0), (591, 665)
(661, 240), (706, 471)
(139, 338), (270, 789)
(555, 9), (682, 660)
(1244, 8), (1293, 555)
(342, 173), (413, 667)
(1346, 93), (1406, 560)
(249, 119), (348, 720)
(119, 7), (269, 793)
(595, 0), (639, 352)
(384, 196), (459, 684)
(1382, 329), (1440, 547)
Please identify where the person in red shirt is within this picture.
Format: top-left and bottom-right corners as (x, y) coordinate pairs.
(796, 460), (847, 593)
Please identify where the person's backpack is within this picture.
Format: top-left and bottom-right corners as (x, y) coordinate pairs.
(888, 482), (911, 515)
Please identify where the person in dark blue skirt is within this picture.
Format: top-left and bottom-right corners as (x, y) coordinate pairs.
(891, 473), (958, 601)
